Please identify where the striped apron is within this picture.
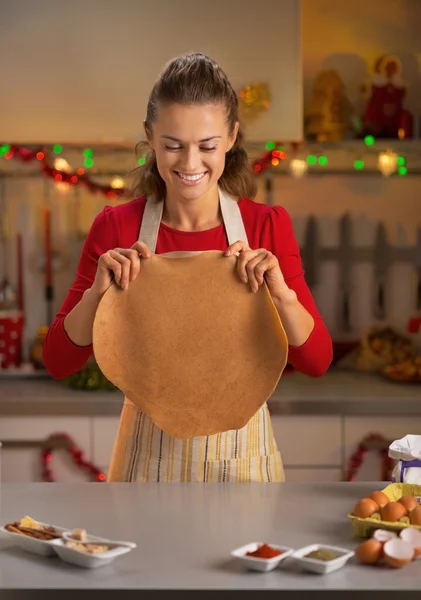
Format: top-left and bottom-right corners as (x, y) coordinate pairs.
(107, 190), (285, 482)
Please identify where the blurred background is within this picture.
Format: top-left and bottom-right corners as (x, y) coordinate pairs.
(0, 0), (420, 484)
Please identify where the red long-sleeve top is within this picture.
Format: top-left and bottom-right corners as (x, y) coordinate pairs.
(43, 196), (332, 379)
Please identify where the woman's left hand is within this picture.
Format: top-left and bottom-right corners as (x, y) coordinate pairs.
(225, 241), (291, 300)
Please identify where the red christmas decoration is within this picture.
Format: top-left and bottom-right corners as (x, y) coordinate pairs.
(2, 144), (126, 200)
(408, 316), (421, 334)
(41, 433), (106, 483)
(1, 142), (284, 197)
(344, 433), (394, 482)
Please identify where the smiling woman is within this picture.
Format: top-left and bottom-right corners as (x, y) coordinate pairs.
(43, 52), (333, 483)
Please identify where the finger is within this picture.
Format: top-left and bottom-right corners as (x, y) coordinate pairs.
(245, 253), (269, 293)
(114, 248), (141, 282)
(224, 240), (250, 256)
(236, 248), (266, 284)
(131, 241), (152, 258)
(108, 250), (132, 290)
(253, 252), (279, 291)
(98, 254), (123, 287)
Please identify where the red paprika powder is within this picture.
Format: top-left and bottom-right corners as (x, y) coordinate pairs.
(246, 543), (282, 559)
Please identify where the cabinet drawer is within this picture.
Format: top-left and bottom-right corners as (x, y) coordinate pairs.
(344, 417), (421, 482)
(91, 417), (120, 466)
(0, 417), (90, 482)
(284, 468), (342, 483)
(271, 415), (342, 466)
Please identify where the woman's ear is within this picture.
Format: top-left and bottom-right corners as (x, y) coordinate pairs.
(144, 120), (154, 149)
(227, 121), (240, 152)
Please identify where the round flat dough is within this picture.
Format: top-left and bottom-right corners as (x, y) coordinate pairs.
(93, 251), (288, 439)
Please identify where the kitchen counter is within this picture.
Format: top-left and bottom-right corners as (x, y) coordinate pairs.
(0, 482), (420, 598)
(1, 368), (420, 416)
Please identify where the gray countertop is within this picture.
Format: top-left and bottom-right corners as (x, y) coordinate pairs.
(1, 368), (420, 416)
(0, 482), (420, 596)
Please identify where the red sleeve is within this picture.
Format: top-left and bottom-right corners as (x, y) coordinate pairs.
(42, 206), (120, 379)
(261, 206), (333, 377)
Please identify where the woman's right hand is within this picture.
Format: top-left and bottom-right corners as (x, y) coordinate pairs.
(91, 241), (152, 297)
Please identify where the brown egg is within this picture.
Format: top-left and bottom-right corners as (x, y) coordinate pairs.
(369, 491), (390, 507)
(355, 539), (383, 564)
(353, 498), (379, 519)
(380, 502), (407, 523)
(383, 539), (414, 568)
(409, 505), (421, 526)
(398, 496), (419, 512)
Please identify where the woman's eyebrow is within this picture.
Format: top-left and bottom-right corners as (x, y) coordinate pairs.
(160, 135), (222, 142)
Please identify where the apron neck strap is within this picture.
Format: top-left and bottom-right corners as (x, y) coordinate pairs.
(139, 186), (249, 253)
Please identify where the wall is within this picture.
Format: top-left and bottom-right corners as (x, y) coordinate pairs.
(0, 0), (302, 143)
(302, 0), (421, 118)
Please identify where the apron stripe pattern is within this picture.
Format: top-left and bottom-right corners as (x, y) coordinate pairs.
(106, 187), (285, 483)
(107, 399), (284, 482)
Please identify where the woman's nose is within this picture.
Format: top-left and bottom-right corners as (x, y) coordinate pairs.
(181, 147), (199, 172)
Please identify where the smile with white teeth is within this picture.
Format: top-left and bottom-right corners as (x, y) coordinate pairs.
(177, 172), (206, 181)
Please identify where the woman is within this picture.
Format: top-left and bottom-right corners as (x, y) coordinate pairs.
(43, 53), (332, 483)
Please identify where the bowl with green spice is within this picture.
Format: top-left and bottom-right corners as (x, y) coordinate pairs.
(291, 544), (355, 574)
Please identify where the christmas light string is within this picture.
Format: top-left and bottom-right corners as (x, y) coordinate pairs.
(41, 432), (106, 483)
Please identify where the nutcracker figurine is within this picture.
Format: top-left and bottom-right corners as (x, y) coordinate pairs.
(362, 55), (413, 139)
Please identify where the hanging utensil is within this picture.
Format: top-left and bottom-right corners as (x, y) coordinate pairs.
(338, 213), (353, 332)
(0, 175), (16, 310)
(302, 215), (319, 290)
(372, 222), (389, 321)
(414, 227), (421, 312)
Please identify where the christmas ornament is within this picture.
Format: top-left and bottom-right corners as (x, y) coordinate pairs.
(345, 433), (394, 482)
(378, 149), (398, 177)
(41, 432), (106, 482)
(238, 83), (271, 123)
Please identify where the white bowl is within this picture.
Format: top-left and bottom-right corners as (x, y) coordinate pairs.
(291, 544), (355, 575)
(0, 521), (67, 556)
(231, 542), (294, 572)
(51, 533), (136, 569)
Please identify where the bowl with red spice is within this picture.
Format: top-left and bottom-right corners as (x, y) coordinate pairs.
(231, 542), (294, 572)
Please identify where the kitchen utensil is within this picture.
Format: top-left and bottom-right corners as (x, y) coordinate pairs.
(338, 213), (353, 331)
(373, 222), (389, 321)
(302, 215), (319, 290)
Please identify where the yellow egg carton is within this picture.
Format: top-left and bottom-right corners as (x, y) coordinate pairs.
(347, 483), (421, 538)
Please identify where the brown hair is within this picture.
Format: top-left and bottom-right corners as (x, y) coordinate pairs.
(131, 53), (257, 200)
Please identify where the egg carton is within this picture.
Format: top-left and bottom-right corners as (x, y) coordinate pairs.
(347, 483), (421, 538)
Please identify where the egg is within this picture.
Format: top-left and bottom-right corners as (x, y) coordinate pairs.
(355, 538), (383, 564)
(383, 539), (414, 568)
(369, 491), (390, 507)
(398, 496), (419, 512)
(409, 505), (421, 526)
(373, 529), (398, 546)
(400, 528), (421, 558)
(353, 498), (379, 519)
(380, 502), (407, 523)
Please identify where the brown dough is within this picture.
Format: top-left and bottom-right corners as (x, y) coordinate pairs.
(93, 251), (288, 439)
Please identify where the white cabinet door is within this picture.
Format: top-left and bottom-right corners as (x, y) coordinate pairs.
(344, 417), (421, 482)
(0, 417), (91, 482)
(270, 415), (342, 468)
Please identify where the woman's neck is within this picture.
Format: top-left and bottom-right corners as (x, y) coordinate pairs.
(161, 185), (222, 232)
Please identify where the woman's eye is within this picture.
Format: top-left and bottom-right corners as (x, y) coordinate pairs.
(165, 145), (182, 151)
(200, 147), (217, 152)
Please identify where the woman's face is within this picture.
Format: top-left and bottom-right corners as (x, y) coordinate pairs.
(146, 103), (238, 201)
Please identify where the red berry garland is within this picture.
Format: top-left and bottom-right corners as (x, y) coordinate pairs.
(41, 433), (106, 482)
(345, 433), (394, 482)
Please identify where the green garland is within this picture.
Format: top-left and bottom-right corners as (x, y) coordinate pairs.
(62, 364), (116, 391)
